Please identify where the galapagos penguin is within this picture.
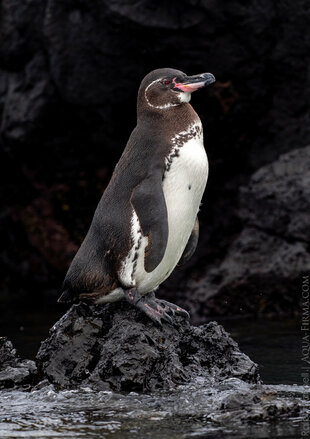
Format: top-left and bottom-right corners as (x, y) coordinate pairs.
(58, 68), (216, 325)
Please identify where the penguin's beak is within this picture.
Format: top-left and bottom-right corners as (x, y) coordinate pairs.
(172, 73), (216, 92)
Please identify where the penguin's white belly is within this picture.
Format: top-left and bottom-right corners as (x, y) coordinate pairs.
(123, 122), (208, 294)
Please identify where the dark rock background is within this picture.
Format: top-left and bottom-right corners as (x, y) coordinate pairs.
(0, 336), (36, 389)
(0, 0), (309, 322)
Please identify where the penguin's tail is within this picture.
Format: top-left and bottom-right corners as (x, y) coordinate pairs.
(57, 288), (76, 303)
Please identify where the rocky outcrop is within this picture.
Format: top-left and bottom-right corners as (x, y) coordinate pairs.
(36, 302), (259, 391)
(0, 337), (36, 389)
(0, 305), (306, 434)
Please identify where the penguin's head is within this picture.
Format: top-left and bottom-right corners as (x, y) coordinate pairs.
(138, 68), (215, 113)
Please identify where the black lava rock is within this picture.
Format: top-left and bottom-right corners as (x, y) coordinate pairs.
(36, 302), (259, 391)
(0, 337), (37, 389)
(240, 145), (310, 243)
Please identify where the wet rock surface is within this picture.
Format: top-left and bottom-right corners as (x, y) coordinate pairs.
(0, 307), (307, 436)
(0, 337), (36, 389)
(36, 302), (259, 391)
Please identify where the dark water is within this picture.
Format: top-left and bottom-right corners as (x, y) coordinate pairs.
(0, 307), (307, 438)
(218, 317), (300, 385)
(0, 381), (307, 439)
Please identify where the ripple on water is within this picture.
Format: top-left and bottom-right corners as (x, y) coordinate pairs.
(0, 379), (309, 438)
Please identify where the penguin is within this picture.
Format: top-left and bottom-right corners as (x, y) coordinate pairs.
(58, 68), (216, 325)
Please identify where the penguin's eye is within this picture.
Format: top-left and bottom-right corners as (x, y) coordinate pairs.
(163, 79), (170, 85)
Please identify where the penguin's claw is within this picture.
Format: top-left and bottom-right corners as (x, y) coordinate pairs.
(124, 289), (182, 326)
(155, 299), (190, 319)
(145, 306), (173, 327)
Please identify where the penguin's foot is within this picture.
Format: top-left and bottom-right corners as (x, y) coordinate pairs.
(124, 289), (186, 326)
(154, 299), (190, 319)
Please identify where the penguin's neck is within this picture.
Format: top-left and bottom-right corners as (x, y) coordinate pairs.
(137, 102), (199, 132)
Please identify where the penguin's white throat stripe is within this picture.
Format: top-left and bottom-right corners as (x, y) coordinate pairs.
(144, 79), (190, 109)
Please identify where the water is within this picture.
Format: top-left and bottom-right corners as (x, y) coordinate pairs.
(217, 317), (300, 385)
(0, 308), (307, 438)
(0, 381), (308, 438)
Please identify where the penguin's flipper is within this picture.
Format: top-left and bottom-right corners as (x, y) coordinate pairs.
(131, 174), (168, 272)
(178, 217), (199, 265)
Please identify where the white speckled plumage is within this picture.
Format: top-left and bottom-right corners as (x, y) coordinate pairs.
(118, 210), (148, 288)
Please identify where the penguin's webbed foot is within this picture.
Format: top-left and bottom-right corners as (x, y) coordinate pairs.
(123, 289), (171, 326)
(124, 289), (189, 326)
